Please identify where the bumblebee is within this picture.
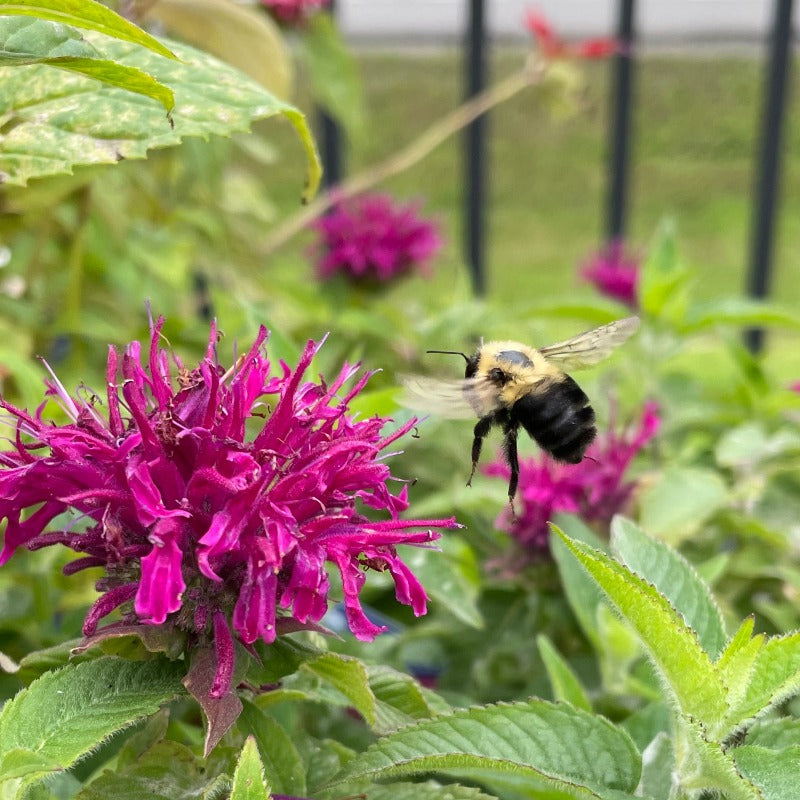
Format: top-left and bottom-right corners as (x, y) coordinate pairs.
(402, 317), (640, 507)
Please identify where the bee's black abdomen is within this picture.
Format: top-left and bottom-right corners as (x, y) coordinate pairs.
(513, 375), (597, 464)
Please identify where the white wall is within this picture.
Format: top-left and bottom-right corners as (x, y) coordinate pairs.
(337, 1), (789, 42)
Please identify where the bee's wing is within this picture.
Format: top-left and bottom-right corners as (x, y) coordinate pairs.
(400, 375), (501, 419)
(538, 316), (640, 370)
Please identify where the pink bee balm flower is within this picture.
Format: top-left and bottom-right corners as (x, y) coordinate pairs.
(486, 401), (659, 554)
(311, 193), (443, 285)
(0, 318), (458, 697)
(261, 0), (329, 26)
(580, 239), (641, 308)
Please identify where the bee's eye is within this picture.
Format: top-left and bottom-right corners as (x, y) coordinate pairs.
(488, 367), (508, 384)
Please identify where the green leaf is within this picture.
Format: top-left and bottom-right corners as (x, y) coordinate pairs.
(0, 17), (174, 112)
(716, 422), (800, 468)
(303, 652), (377, 728)
(726, 631), (800, 733)
(552, 526), (728, 724)
(638, 466), (728, 543)
(76, 739), (231, 800)
(336, 780), (499, 800)
(300, 12), (365, 144)
(400, 536), (483, 629)
(0, 657), (184, 787)
(678, 717), (761, 800)
(536, 634), (591, 711)
(0, 0), (176, 59)
(252, 636), (323, 683)
(238, 700), (305, 797)
(748, 718), (800, 750)
(327, 700), (641, 797)
(639, 218), (690, 321)
(732, 745), (800, 800)
(0, 34), (321, 200)
(685, 297), (800, 332)
(715, 617), (764, 723)
(550, 515), (608, 649)
(636, 732), (673, 800)
(620, 702), (670, 752)
(231, 737), (271, 800)
(368, 665), (450, 734)
(611, 517), (727, 658)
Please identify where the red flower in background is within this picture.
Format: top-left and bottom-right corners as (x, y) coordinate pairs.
(311, 193), (443, 285)
(525, 10), (619, 60)
(261, 0), (328, 26)
(487, 402), (659, 555)
(580, 239), (641, 308)
(0, 317), (458, 697)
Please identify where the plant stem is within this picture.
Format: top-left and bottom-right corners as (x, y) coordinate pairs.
(261, 57), (545, 257)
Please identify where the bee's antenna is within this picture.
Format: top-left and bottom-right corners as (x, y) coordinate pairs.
(426, 349), (469, 363)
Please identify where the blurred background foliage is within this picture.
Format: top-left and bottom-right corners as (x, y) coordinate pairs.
(3, 0), (800, 773)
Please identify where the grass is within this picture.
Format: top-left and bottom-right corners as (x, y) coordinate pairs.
(264, 47), (800, 373)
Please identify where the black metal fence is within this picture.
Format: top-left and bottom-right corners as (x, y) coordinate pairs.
(321, 0), (794, 350)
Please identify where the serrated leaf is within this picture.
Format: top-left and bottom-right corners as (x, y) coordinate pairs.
(303, 652), (377, 727)
(0, 17), (174, 112)
(638, 466), (728, 542)
(76, 739), (230, 800)
(678, 718), (761, 800)
(327, 699), (641, 796)
(733, 745), (800, 800)
(536, 634), (591, 711)
(0, 34), (320, 200)
(0, 0), (176, 59)
(726, 631), (800, 733)
(231, 737), (271, 800)
(0, 657), (184, 787)
(238, 700), (305, 797)
(611, 517), (727, 659)
(716, 617), (764, 724)
(552, 526), (728, 724)
(368, 664), (450, 734)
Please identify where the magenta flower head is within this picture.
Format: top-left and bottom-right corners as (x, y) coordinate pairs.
(580, 239), (640, 308)
(261, 0), (329, 26)
(311, 193), (443, 286)
(486, 401), (659, 556)
(0, 317), (458, 699)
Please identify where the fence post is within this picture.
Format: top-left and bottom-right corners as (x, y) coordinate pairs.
(318, 0), (343, 189)
(606, 0), (636, 242)
(464, 0), (488, 296)
(745, 0), (794, 353)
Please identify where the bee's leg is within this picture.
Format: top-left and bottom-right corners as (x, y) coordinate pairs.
(467, 416), (493, 486)
(502, 424), (520, 518)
